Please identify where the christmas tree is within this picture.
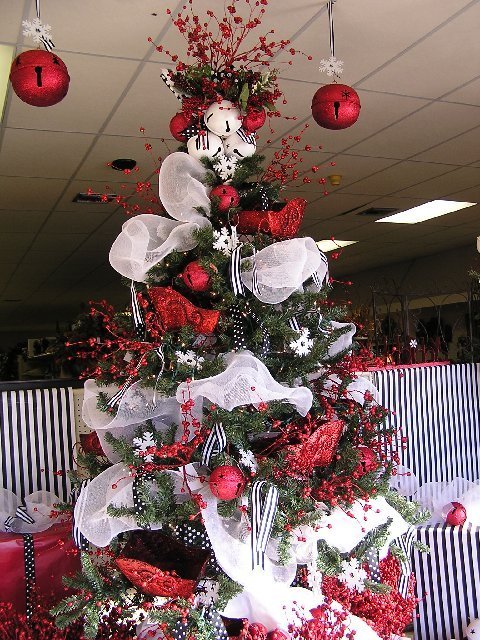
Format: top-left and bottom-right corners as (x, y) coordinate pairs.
(55, 2), (424, 638)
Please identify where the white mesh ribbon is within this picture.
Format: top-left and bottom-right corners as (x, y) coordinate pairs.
(389, 465), (420, 497)
(109, 214), (200, 282)
(109, 153), (213, 282)
(317, 496), (409, 556)
(307, 369), (379, 406)
(176, 351), (312, 417)
(240, 237), (328, 304)
(413, 477), (480, 524)
(82, 379), (202, 463)
(326, 321), (357, 359)
(0, 489), (67, 534)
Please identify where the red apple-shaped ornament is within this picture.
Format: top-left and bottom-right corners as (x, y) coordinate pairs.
(181, 260), (211, 292)
(209, 465), (246, 500)
(311, 83), (361, 130)
(210, 184), (240, 212)
(242, 106), (266, 133)
(10, 50), (70, 107)
(444, 501), (467, 526)
(169, 112), (194, 142)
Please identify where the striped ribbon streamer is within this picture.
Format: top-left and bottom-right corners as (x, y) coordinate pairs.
(230, 245), (245, 297)
(23, 533), (36, 618)
(71, 479), (91, 551)
(4, 514), (15, 530)
(15, 503), (35, 525)
(394, 526), (416, 598)
(236, 128), (256, 145)
(201, 422), (227, 467)
(106, 354), (149, 410)
(131, 281), (146, 340)
(312, 253), (329, 290)
(35, 0), (55, 51)
(250, 480), (279, 569)
(327, 0), (336, 59)
(288, 316), (301, 333)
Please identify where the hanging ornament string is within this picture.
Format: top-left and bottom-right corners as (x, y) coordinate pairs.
(327, 0), (335, 59)
(22, 0), (55, 52)
(319, 0), (344, 78)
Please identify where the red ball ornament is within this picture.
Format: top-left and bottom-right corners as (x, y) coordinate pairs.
(182, 260), (211, 292)
(445, 501), (467, 526)
(210, 184), (240, 212)
(80, 431), (105, 456)
(209, 465), (246, 500)
(242, 106), (266, 133)
(311, 83), (361, 130)
(169, 111), (194, 142)
(355, 445), (379, 475)
(10, 50), (70, 107)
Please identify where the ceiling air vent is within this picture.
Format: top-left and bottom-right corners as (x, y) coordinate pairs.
(356, 207), (398, 217)
(73, 192), (118, 203)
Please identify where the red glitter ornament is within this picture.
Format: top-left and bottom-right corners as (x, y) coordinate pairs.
(149, 286), (220, 334)
(283, 419), (344, 475)
(115, 530), (210, 598)
(242, 106), (266, 133)
(209, 465), (246, 500)
(181, 260), (211, 292)
(267, 630), (289, 640)
(210, 184), (240, 212)
(236, 198), (307, 238)
(311, 83), (361, 130)
(355, 445), (379, 476)
(10, 50), (70, 107)
(169, 111), (194, 142)
(445, 501), (467, 526)
(80, 431), (104, 456)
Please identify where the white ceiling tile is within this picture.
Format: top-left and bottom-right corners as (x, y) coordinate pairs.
(0, 176), (68, 210)
(1, 210), (49, 233)
(41, 210), (110, 235)
(0, 231), (35, 252)
(444, 77), (480, 107)
(30, 233), (88, 253)
(398, 166), (480, 198)
(412, 126), (480, 165)
(0, 1), (25, 41)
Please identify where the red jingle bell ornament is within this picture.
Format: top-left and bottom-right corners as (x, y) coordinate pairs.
(444, 501), (467, 526)
(209, 465), (246, 500)
(311, 83), (361, 130)
(80, 431), (105, 457)
(181, 260), (211, 292)
(242, 106), (266, 133)
(169, 111), (194, 142)
(210, 184), (240, 212)
(355, 445), (379, 476)
(10, 49), (70, 107)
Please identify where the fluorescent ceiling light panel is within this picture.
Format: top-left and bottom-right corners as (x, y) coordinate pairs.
(316, 239), (358, 252)
(0, 45), (14, 122)
(376, 199), (476, 224)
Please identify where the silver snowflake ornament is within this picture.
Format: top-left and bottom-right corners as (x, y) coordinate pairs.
(319, 55), (344, 77)
(132, 431), (156, 463)
(22, 17), (53, 45)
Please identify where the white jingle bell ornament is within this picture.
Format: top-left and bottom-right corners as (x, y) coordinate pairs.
(204, 99), (242, 137)
(187, 131), (223, 161)
(223, 128), (257, 159)
(466, 619), (480, 638)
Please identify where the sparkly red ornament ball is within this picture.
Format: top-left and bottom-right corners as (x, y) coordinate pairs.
(210, 184), (240, 212)
(182, 260), (211, 292)
(311, 83), (361, 130)
(242, 106), (266, 133)
(209, 465), (246, 500)
(10, 50), (70, 107)
(355, 445), (379, 475)
(169, 111), (193, 142)
(445, 501), (467, 526)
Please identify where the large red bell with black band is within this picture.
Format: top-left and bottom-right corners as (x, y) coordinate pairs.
(311, 83), (360, 130)
(10, 49), (70, 107)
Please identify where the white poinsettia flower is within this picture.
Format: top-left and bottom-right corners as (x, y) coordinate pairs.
(338, 558), (368, 592)
(289, 327), (314, 357)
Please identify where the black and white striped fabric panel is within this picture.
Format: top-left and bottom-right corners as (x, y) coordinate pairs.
(413, 523), (480, 640)
(0, 387), (76, 502)
(373, 364), (480, 486)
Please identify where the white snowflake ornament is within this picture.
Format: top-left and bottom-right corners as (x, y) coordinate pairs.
(212, 227), (240, 256)
(175, 350), (205, 370)
(319, 55), (344, 77)
(238, 448), (258, 472)
(409, 339), (418, 348)
(132, 431), (156, 463)
(338, 558), (368, 592)
(214, 153), (238, 182)
(289, 327), (314, 357)
(22, 17), (53, 46)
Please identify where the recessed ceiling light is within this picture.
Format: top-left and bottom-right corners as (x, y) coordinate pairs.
(376, 199), (476, 224)
(316, 239), (358, 252)
(0, 45), (15, 122)
(111, 158), (137, 171)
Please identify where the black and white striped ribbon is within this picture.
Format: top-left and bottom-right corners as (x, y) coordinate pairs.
(35, 0), (55, 51)
(312, 253), (329, 290)
(230, 245), (245, 297)
(250, 480), (279, 569)
(131, 281), (146, 339)
(327, 0), (336, 59)
(201, 422), (227, 467)
(71, 479), (91, 551)
(236, 128), (256, 145)
(394, 527), (416, 598)
(288, 316), (301, 333)
(106, 373), (136, 410)
(23, 533), (36, 618)
(15, 503), (35, 525)
(364, 547), (381, 583)
(4, 514), (15, 530)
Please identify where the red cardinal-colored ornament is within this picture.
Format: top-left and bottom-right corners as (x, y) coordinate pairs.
(181, 260), (211, 292)
(10, 50), (70, 107)
(115, 530), (210, 598)
(236, 198), (307, 238)
(355, 445), (379, 476)
(283, 419), (344, 475)
(311, 83), (361, 130)
(169, 111), (194, 142)
(210, 184), (240, 212)
(149, 286), (219, 334)
(444, 501), (467, 526)
(242, 106), (266, 133)
(80, 431), (104, 456)
(209, 465), (246, 500)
